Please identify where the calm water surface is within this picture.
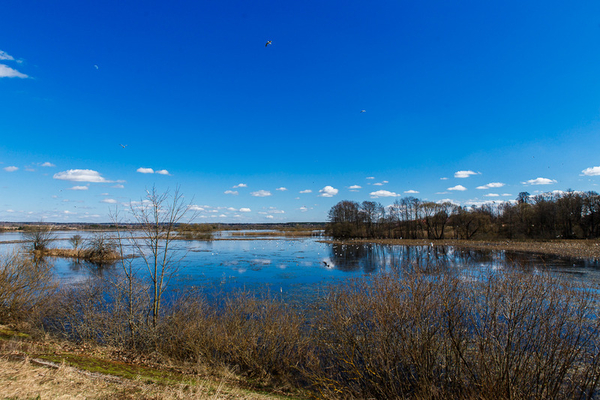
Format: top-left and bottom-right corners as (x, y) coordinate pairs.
(2, 231), (600, 297)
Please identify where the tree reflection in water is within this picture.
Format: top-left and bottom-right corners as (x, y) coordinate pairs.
(326, 242), (600, 280)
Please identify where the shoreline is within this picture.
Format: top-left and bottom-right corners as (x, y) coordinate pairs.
(319, 238), (600, 260)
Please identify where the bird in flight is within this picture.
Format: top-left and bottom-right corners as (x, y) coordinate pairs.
(265, 40), (272, 47)
(120, 144), (127, 148)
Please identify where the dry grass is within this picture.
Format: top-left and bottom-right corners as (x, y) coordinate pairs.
(0, 356), (285, 399)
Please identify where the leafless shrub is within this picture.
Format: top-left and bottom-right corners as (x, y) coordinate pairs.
(0, 251), (56, 323)
(82, 233), (118, 264)
(22, 224), (56, 254)
(68, 234), (83, 251)
(31, 259), (600, 399)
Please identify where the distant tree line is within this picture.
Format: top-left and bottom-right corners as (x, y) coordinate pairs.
(326, 190), (600, 240)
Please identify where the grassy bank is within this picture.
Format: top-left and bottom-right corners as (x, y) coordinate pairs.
(0, 325), (300, 399)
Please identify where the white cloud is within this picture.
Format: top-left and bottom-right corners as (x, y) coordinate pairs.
(522, 177), (557, 185)
(224, 190), (239, 195)
(137, 167), (154, 174)
(370, 190), (400, 198)
(440, 177), (448, 180)
(582, 166), (600, 176)
(477, 182), (505, 189)
(276, 187), (287, 191)
(373, 182), (384, 186)
(41, 162), (55, 167)
(112, 184), (125, 189)
(188, 205), (205, 211)
(265, 215), (274, 219)
(3, 166), (18, 172)
(0, 51), (15, 61)
(299, 189), (312, 194)
(404, 189), (419, 194)
(69, 186), (88, 191)
(299, 206), (308, 212)
(64, 210), (76, 215)
(502, 193), (512, 196)
(239, 208), (251, 213)
(438, 199), (461, 206)
(233, 183), (247, 188)
(349, 185), (362, 190)
(484, 193), (500, 197)
(54, 169), (108, 182)
(448, 185), (467, 191)
(251, 190), (272, 197)
(0, 64), (28, 78)
(101, 199), (118, 204)
(454, 170), (479, 178)
(319, 186), (339, 197)
(155, 169), (170, 175)
(366, 177), (375, 180)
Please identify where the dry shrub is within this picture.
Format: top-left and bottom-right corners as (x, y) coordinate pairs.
(0, 251), (56, 323)
(158, 291), (314, 386)
(31, 263), (600, 399)
(305, 269), (600, 399)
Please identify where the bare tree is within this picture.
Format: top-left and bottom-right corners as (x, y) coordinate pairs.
(128, 186), (195, 327)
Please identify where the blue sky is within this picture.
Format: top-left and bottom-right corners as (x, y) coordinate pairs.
(2, 0), (600, 223)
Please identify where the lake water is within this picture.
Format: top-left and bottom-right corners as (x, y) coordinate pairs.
(3, 230), (600, 299)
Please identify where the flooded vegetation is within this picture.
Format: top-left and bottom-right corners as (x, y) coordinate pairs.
(4, 222), (600, 398)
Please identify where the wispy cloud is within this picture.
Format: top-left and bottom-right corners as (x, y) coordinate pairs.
(349, 185), (362, 190)
(41, 162), (55, 167)
(454, 170), (479, 178)
(0, 64), (28, 78)
(101, 199), (118, 204)
(582, 166), (600, 176)
(299, 206), (308, 212)
(440, 177), (448, 180)
(69, 186), (88, 191)
(137, 167), (154, 174)
(112, 184), (125, 189)
(477, 182), (505, 189)
(448, 185), (467, 191)
(299, 189), (312, 194)
(0, 51), (15, 61)
(54, 169), (108, 183)
(319, 186), (339, 197)
(233, 183), (247, 188)
(3, 166), (18, 172)
(404, 189), (419, 194)
(370, 190), (399, 198)
(224, 190), (239, 195)
(276, 187), (287, 191)
(251, 190), (272, 197)
(484, 193), (500, 197)
(239, 208), (251, 212)
(522, 177), (557, 185)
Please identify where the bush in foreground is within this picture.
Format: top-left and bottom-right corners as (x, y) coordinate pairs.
(30, 264), (600, 399)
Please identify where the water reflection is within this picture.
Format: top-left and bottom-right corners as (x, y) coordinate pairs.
(3, 231), (600, 292)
